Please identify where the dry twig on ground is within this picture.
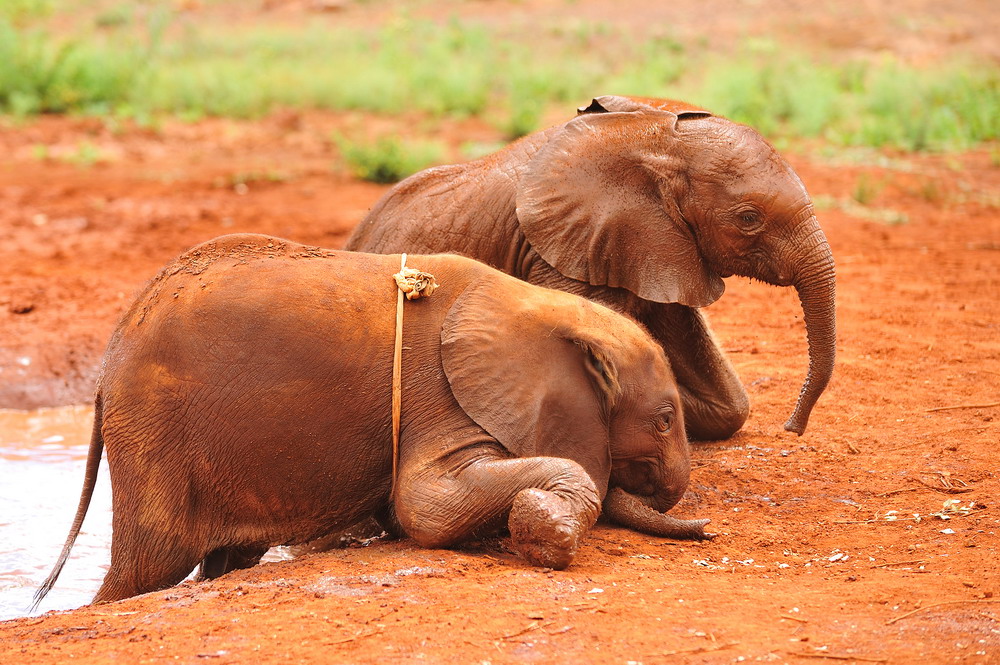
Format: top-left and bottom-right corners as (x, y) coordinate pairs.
(885, 599), (1000, 625)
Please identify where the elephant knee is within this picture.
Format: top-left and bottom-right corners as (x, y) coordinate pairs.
(393, 484), (474, 549)
(406, 523), (459, 550)
(687, 394), (750, 441)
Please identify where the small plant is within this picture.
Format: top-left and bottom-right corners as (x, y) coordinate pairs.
(94, 4), (132, 29)
(460, 140), (507, 161)
(919, 179), (943, 204)
(501, 77), (546, 140)
(334, 134), (445, 184)
(66, 141), (104, 166)
(229, 170), (290, 186)
(851, 172), (881, 205)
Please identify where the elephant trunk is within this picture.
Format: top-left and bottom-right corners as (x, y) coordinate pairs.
(604, 443), (706, 539)
(602, 487), (713, 540)
(784, 228), (837, 435)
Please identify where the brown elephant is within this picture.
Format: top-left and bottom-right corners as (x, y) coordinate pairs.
(33, 233), (709, 607)
(347, 95), (837, 438)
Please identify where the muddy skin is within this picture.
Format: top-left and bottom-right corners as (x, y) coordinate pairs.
(508, 488), (587, 570)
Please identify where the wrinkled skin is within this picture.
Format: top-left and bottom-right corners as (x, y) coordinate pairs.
(348, 95), (836, 439)
(34, 234), (709, 607)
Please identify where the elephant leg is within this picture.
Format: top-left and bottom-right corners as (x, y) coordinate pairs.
(93, 528), (202, 603)
(197, 544), (268, 581)
(375, 503), (405, 539)
(645, 303), (750, 441)
(395, 452), (601, 570)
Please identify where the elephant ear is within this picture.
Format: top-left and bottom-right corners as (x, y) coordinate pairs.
(516, 111), (724, 306)
(578, 95), (713, 118)
(441, 279), (618, 497)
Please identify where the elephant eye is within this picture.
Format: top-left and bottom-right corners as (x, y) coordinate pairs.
(739, 210), (761, 228)
(655, 411), (674, 434)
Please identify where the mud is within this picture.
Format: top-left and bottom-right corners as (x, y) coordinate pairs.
(1, 1), (999, 662)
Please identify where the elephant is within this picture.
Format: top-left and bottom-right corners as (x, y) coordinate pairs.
(347, 95), (837, 439)
(33, 233), (710, 607)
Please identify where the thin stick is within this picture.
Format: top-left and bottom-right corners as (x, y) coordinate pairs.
(832, 516), (902, 524)
(647, 641), (739, 657)
(886, 599), (1000, 625)
(545, 625), (574, 635)
(780, 614), (809, 623)
(786, 651), (886, 663)
(875, 487), (918, 497)
(834, 507), (985, 525)
(390, 253), (406, 500)
(870, 559), (926, 569)
(914, 478), (972, 494)
(327, 625), (385, 645)
(364, 608), (397, 624)
(500, 621), (543, 640)
(925, 402), (999, 413)
(886, 426), (990, 451)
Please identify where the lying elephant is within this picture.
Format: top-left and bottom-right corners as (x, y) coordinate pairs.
(34, 233), (710, 606)
(347, 95), (837, 438)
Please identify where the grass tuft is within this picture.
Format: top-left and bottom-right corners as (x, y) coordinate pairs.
(334, 134), (446, 184)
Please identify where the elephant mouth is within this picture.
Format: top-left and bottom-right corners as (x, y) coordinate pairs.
(611, 458), (687, 513)
(610, 459), (658, 497)
(732, 261), (794, 288)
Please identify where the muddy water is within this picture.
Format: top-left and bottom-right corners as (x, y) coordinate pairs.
(0, 406), (294, 622)
(0, 406), (109, 621)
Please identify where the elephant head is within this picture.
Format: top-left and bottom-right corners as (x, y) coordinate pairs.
(440, 278), (698, 531)
(515, 95), (836, 434)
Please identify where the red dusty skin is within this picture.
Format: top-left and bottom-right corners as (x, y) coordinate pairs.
(508, 488), (589, 570)
(602, 487), (714, 540)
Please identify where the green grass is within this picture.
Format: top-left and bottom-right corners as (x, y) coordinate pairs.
(334, 134), (446, 184)
(0, 0), (54, 24)
(677, 50), (999, 152)
(0, 6), (997, 153)
(0, 20), (144, 115)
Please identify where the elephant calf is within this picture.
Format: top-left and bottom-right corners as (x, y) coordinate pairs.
(348, 95), (837, 438)
(35, 234), (709, 606)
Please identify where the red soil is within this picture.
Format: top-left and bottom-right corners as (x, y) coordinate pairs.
(1, 2), (998, 662)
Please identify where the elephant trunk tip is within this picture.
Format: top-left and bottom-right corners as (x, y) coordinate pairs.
(785, 379), (826, 436)
(783, 416), (807, 436)
(783, 366), (833, 435)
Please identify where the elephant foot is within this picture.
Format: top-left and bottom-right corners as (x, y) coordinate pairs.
(508, 488), (583, 570)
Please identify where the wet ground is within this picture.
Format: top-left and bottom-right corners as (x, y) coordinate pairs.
(0, 406), (110, 620)
(1, 1), (999, 663)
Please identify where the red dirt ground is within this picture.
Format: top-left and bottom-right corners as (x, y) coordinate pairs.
(1, 2), (999, 663)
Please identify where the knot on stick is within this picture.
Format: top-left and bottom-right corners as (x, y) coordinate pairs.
(393, 265), (439, 300)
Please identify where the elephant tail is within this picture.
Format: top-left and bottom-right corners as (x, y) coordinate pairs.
(30, 392), (106, 612)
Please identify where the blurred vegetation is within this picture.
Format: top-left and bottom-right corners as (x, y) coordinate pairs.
(680, 44), (999, 152)
(334, 133), (445, 183)
(0, 2), (997, 157)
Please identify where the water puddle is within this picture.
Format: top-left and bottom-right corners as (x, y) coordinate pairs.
(0, 405), (293, 622)
(0, 405), (109, 621)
